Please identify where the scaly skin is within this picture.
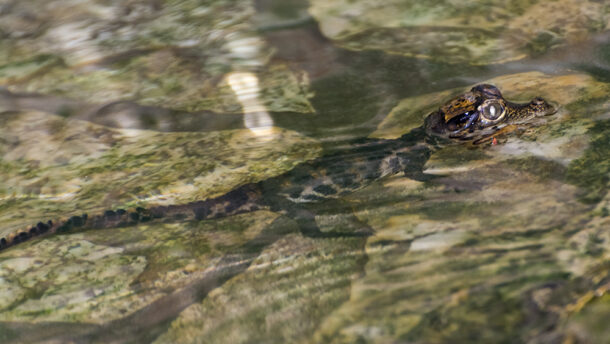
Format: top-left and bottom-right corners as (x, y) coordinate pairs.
(0, 84), (557, 251)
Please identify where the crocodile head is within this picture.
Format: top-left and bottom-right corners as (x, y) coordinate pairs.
(425, 84), (557, 143)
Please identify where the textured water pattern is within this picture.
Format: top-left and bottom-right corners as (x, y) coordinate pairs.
(0, 0), (609, 343)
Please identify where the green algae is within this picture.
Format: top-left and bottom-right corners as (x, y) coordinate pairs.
(0, 323), (17, 342)
(401, 290), (524, 343)
(566, 120), (610, 204)
(15, 54), (313, 114)
(0, 237), (147, 323)
(0, 55), (63, 85)
(309, 0), (610, 65)
(562, 294), (610, 343)
(0, 211), (280, 324)
(87, 211), (281, 295)
(0, 0), (314, 114)
(307, 161), (601, 343)
(504, 157), (568, 182)
(425, 145), (490, 168)
(155, 213), (367, 344)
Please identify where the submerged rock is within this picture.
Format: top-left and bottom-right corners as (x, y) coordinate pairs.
(306, 153), (606, 343)
(0, 238), (147, 323)
(155, 214), (367, 344)
(0, 211), (280, 324)
(0, 0), (314, 113)
(309, 0), (610, 65)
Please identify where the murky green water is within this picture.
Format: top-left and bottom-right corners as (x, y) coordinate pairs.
(0, 0), (609, 343)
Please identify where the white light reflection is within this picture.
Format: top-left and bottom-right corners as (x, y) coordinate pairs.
(226, 72), (277, 140)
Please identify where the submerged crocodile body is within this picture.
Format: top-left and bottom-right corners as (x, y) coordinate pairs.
(0, 84), (556, 251)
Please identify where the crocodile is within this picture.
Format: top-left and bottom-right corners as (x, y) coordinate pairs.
(0, 84), (557, 251)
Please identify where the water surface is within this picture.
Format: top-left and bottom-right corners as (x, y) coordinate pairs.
(0, 0), (609, 343)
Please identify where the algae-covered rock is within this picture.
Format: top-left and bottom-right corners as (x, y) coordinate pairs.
(562, 294), (610, 344)
(155, 215), (368, 344)
(0, 210), (280, 323)
(309, 151), (606, 343)
(0, 110), (321, 239)
(309, 0), (610, 65)
(0, 0), (314, 113)
(0, 238), (147, 323)
(566, 120), (610, 203)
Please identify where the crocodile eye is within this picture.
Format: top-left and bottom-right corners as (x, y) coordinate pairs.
(481, 102), (503, 120)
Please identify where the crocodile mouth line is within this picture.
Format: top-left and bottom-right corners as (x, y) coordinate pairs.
(446, 111), (479, 133)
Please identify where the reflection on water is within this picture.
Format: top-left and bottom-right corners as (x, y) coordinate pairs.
(222, 28), (278, 138)
(226, 71), (276, 140)
(0, 0), (609, 343)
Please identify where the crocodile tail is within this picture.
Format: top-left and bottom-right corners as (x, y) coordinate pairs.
(0, 183), (264, 252)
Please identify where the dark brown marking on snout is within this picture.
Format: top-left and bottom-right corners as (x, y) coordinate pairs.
(442, 92), (477, 122)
